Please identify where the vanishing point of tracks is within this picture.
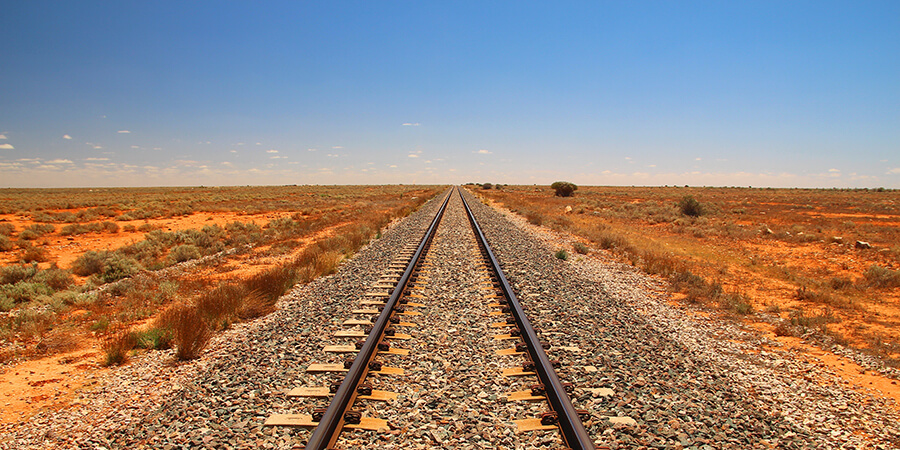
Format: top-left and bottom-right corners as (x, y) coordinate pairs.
(266, 187), (594, 449)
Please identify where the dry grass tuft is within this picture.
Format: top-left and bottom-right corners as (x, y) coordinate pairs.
(157, 303), (212, 361)
(102, 330), (136, 366)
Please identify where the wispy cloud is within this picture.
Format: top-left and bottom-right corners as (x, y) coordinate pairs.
(270, 155), (287, 159)
(63, 134), (72, 140)
(307, 148), (317, 152)
(93, 145), (103, 149)
(388, 164), (398, 168)
(332, 146), (343, 149)
(266, 149), (279, 153)
(0, 143), (13, 150)
(85, 157), (110, 161)
(46, 159), (74, 164)
(408, 154), (419, 158)
(402, 122), (420, 126)
(888, 168), (900, 175)
(695, 157), (702, 161)
(131, 145), (140, 149)
(118, 130), (130, 134)
(475, 149), (491, 154)
(0, 134), (7, 139)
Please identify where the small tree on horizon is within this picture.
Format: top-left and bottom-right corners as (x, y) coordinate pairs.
(551, 181), (577, 197)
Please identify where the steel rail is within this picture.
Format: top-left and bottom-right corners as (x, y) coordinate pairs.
(460, 188), (595, 450)
(304, 188), (452, 450)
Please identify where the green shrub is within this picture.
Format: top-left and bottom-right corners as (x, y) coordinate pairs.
(132, 327), (174, 350)
(678, 196), (704, 217)
(573, 243), (589, 254)
(24, 224), (55, 237)
(0, 295), (14, 312)
(99, 253), (141, 283)
(1, 264), (38, 285)
(169, 244), (201, 263)
(555, 249), (569, 260)
(100, 221), (120, 233)
(21, 245), (49, 263)
(122, 224), (136, 232)
(0, 223), (15, 236)
(0, 235), (13, 252)
(72, 251), (108, 276)
(551, 181), (578, 197)
(18, 229), (39, 241)
(482, 183), (493, 190)
(33, 266), (73, 290)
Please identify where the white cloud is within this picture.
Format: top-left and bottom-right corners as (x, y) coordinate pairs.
(0, 134), (7, 139)
(85, 157), (110, 161)
(408, 154), (419, 158)
(266, 149), (279, 153)
(402, 123), (420, 126)
(828, 168), (840, 173)
(255, 142), (262, 146)
(695, 157), (702, 161)
(888, 168), (900, 175)
(625, 157), (632, 160)
(0, 143), (13, 150)
(63, 134), (72, 140)
(230, 150), (237, 153)
(270, 156), (287, 159)
(389, 164), (398, 168)
(153, 147), (162, 150)
(131, 145), (140, 149)
(308, 148), (317, 152)
(332, 146), (343, 149)
(46, 159), (74, 164)
(475, 149), (491, 154)
(236, 142), (245, 146)
(648, 164), (657, 168)
(93, 145), (103, 149)
(118, 130), (130, 134)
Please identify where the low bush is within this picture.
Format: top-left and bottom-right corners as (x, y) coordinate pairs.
(21, 245), (49, 263)
(71, 251), (108, 276)
(863, 265), (900, 289)
(0, 235), (13, 252)
(169, 244), (201, 263)
(1, 264), (38, 285)
(678, 195), (704, 217)
(573, 242), (589, 254)
(551, 181), (578, 197)
(0, 223), (15, 236)
(555, 249), (568, 260)
(32, 266), (73, 290)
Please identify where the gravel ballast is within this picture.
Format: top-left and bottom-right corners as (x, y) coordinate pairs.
(1, 186), (898, 449)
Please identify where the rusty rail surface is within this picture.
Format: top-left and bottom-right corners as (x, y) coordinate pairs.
(460, 188), (595, 450)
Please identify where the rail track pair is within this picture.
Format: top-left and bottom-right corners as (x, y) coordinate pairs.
(267, 187), (594, 449)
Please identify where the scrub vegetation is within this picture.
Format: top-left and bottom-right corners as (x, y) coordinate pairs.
(0, 185), (442, 363)
(477, 184), (900, 368)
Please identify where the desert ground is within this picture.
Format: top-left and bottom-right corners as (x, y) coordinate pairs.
(476, 184), (900, 408)
(0, 185), (441, 425)
(1, 184), (898, 437)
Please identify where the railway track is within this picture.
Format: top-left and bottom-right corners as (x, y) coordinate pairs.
(266, 187), (595, 449)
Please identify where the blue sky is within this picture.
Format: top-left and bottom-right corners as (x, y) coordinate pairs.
(2, 1), (898, 188)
